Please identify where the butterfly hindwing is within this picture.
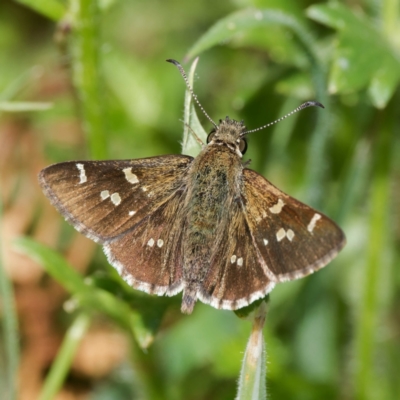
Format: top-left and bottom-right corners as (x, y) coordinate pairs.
(104, 188), (187, 296)
(39, 155), (193, 243)
(243, 169), (346, 281)
(199, 198), (275, 310)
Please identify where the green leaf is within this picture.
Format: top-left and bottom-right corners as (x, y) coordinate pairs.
(16, 0), (66, 21)
(368, 62), (400, 109)
(307, 3), (400, 108)
(186, 8), (316, 62)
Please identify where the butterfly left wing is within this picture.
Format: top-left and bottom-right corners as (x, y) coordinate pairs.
(39, 155), (194, 296)
(242, 169), (346, 282)
(104, 187), (187, 296)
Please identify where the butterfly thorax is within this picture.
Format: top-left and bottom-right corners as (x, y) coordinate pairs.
(181, 138), (244, 313)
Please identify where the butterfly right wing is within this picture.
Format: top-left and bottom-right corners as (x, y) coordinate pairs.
(198, 168), (345, 311)
(242, 168), (346, 281)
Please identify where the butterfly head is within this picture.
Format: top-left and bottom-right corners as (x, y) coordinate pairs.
(207, 116), (248, 157)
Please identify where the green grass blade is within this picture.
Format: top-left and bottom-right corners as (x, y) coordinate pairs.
(354, 114), (393, 399)
(14, 237), (160, 348)
(0, 203), (19, 400)
(38, 313), (90, 400)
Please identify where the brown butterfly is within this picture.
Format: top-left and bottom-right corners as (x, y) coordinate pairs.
(39, 59), (345, 314)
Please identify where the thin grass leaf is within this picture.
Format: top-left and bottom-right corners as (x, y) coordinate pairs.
(0, 202), (19, 400)
(354, 120), (393, 400)
(14, 237), (161, 349)
(0, 101), (53, 112)
(38, 313), (90, 400)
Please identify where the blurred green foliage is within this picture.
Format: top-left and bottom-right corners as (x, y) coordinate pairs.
(1, 0), (399, 399)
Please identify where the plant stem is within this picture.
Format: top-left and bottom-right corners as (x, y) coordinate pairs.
(236, 301), (268, 400)
(70, 0), (107, 159)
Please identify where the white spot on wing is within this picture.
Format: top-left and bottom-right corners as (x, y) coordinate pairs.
(76, 163), (87, 184)
(231, 255), (237, 264)
(269, 198), (285, 214)
(263, 239), (268, 246)
(100, 190), (110, 200)
(307, 213), (321, 233)
(237, 257), (243, 267)
(123, 167), (139, 184)
(276, 228), (286, 242)
(147, 238), (155, 247)
(110, 193), (121, 206)
(157, 239), (164, 248)
(286, 229), (295, 241)
(129, 210), (136, 216)
(141, 186), (148, 192)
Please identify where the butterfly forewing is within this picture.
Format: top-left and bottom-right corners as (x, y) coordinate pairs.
(39, 155), (193, 243)
(243, 169), (346, 281)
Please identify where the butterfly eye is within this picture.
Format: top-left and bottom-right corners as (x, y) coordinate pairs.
(207, 130), (216, 144)
(239, 138), (247, 154)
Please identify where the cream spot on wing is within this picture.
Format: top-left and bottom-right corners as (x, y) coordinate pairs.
(276, 228), (286, 242)
(141, 186), (148, 192)
(237, 257), (243, 267)
(231, 255), (237, 264)
(128, 210), (136, 216)
(307, 213), (321, 233)
(286, 229), (295, 241)
(76, 163), (87, 184)
(123, 167), (139, 184)
(110, 192), (121, 206)
(100, 190), (110, 200)
(263, 239), (268, 246)
(147, 238), (155, 247)
(269, 198), (285, 214)
(157, 239), (164, 248)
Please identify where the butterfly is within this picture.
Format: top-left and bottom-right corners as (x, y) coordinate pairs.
(39, 59), (346, 314)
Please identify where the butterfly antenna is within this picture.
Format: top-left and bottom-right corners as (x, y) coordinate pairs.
(242, 101), (324, 137)
(167, 59), (218, 129)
